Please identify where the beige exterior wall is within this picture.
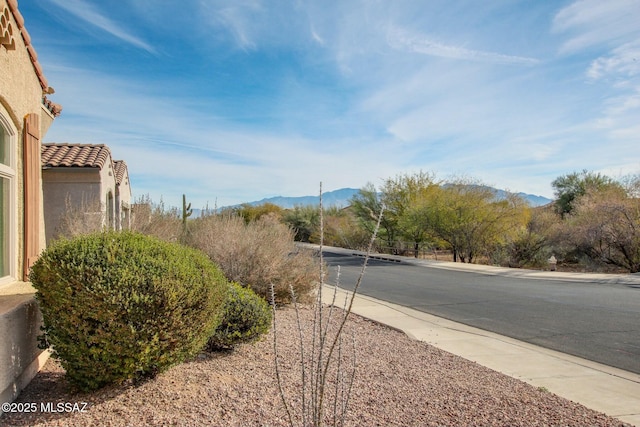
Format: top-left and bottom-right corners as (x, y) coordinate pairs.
(42, 149), (135, 240)
(42, 169), (103, 244)
(0, 18), (50, 281)
(116, 167), (132, 230)
(100, 159), (116, 230)
(41, 153), (118, 242)
(0, 0), (56, 409)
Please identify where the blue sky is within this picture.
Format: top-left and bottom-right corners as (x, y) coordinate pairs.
(20, 0), (640, 208)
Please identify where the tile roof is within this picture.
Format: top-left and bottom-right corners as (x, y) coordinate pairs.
(41, 143), (112, 169)
(113, 160), (128, 185)
(42, 95), (62, 116)
(4, 0), (62, 116)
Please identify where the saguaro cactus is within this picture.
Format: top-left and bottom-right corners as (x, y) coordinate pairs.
(182, 194), (193, 233)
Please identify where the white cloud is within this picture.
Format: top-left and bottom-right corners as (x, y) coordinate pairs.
(587, 41), (640, 81)
(585, 42), (640, 147)
(553, 0), (640, 53)
(602, 88), (640, 115)
(550, 0), (640, 183)
(48, 0), (156, 53)
(33, 1), (640, 206)
(196, 0), (320, 52)
(213, 5), (261, 50)
(41, 61), (410, 207)
(387, 27), (539, 66)
(310, 26), (325, 45)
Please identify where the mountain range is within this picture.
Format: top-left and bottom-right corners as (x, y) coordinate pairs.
(232, 187), (553, 209)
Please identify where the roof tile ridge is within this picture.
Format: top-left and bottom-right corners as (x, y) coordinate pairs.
(7, 0), (46, 90)
(6, 0), (62, 117)
(43, 142), (107, 147)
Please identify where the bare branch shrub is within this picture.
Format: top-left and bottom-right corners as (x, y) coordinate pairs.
(567, 189), (640, 272)
(620, 173), (640, 198)
(272, 184), (384, 427)
(188, 212), (317, 304)
(54, 195), (104, 240)
(130, 195), (182, 242)
(311, 213), (372, 251)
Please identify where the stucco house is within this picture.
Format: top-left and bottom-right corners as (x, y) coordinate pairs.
(0, 0), (62, 408)
(114, 159), (132, 230)
(41, 143), (132, 243)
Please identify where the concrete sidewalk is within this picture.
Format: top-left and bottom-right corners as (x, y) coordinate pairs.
(321, 285), (640, 426)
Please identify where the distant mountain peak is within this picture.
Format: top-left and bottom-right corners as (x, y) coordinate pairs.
(241, 188), (360, 209)
(229, 187), (552, 209)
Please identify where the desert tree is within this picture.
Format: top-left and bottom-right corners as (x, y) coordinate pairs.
(502, 205), (560, 268)
(418, 179), (528, 263)
(235, 202), (284, 223)
(551, 170), (624, 217)
(350, 182), (395, 248)
(566, 186), (640, 272)
(351, 172), (439, 254)
(383, 171), (441, 256)
(311, 209), (371, 250)
(282, 205), (320, 242)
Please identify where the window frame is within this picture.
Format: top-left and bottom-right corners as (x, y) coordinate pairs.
(0, 106), (17, 285)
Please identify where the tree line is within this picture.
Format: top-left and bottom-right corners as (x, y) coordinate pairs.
(226, 170), (640, 273)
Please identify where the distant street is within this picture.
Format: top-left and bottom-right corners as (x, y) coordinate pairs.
(322, 248), (640, 374)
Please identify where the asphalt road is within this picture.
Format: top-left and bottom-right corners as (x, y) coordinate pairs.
(321, 249), (640, 374)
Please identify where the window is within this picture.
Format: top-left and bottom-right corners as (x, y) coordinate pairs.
(106, 191), (114, 230)
(0, 110), (16, 282)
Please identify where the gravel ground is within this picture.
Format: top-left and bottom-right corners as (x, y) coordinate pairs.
(2, 306), (630, 427)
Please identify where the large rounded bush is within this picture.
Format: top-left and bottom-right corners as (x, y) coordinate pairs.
(207, 282), (272, 351)
(30, 231), (228, 391)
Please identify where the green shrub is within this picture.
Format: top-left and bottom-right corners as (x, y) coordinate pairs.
(505, 230), (549, 268)
(207, 282), (272, 351)
(30, 231), (228, 391)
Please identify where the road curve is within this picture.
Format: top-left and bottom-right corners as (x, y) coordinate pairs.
(319, 247), (640, 374)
